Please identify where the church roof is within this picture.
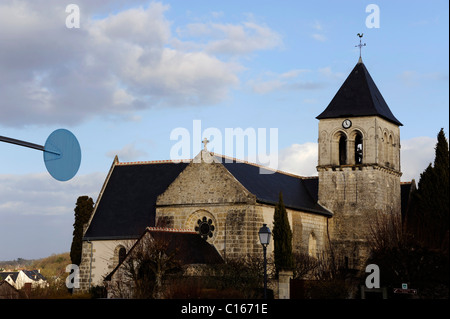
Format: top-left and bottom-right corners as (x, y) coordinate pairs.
(217, 157), (331, 216)
(83, 161), (189, 240)
(316, 60), (402, 126)
(83, 157), (330, 241)
(144, 227), (224, 264)
(83, 155), (413, 241)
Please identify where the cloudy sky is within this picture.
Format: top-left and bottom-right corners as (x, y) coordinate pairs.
(0, 0), (448, 260)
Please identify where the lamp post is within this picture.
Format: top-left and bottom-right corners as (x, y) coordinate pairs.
(258, 223), (271, 299)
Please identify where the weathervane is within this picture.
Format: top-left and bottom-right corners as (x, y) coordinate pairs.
(355, 33), (366, 60)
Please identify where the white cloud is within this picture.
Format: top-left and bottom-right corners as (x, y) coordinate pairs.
(206, 22), (283, 55)
(399, 70), (449, 87)
(0, 171), (105, 260)
(400, 136), (435, 181)
(90, 3), (172, 46)
(318, 67), (346, 80)
(106, 143), (149, 161)
(310, 20), (326, 42)
(312, 21), (323, 31)
(0, 1), (282, 127)
(248, 68), (330, 94)
(399, 71), (419, 87)
(280, 69), (307, 79)
(0, 172), (105, 216)
(311, 33), (327, 42)
(278, 142), (318, 176)
(251, 79), (284, 94)
(177, 21), (283, 56)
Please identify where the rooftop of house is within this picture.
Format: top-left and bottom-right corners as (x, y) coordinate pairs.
(0, 270), (46, 282)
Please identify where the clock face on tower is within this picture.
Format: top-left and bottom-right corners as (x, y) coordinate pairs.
(342, 119), (352, 129)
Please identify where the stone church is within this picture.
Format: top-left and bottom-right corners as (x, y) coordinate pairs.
(76, 58), (414, 292)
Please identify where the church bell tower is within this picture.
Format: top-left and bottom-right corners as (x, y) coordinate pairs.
(316, 57), (402, 270)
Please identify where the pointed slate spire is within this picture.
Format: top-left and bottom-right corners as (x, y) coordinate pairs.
(316, 61), (402, 126)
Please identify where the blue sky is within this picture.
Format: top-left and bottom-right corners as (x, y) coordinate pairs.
(0, 0), (448, 260)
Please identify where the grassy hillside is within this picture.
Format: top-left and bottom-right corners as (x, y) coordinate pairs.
(0, 253), (71, 278)
(30, 252), (71, 279)
(0, 252), (92, 298)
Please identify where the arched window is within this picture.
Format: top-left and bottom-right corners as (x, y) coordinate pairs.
(339, 135), (347, 165)
(118, 247), (126, 264)
(383, 132), (389, 166)
(355, 133), (363, 164)
(388, 135), (394, 168)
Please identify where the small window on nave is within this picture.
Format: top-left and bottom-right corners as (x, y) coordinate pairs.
(118, 247), (126, 264)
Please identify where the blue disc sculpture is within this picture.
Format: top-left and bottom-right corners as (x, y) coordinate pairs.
(0, 129), (81, 182)
(43, 129), (81, 181)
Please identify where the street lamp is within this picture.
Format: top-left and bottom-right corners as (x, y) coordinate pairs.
(258, 224), (271, 299)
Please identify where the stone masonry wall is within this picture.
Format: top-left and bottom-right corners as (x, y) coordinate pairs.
(156, 156), (265, 259)
(318, 165), (401, 269)
(317, 115), (402, 269)
(77, 238), (135, 292)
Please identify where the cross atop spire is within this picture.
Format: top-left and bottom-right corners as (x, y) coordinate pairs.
(355, 33), (366, 63)
(202, 137), (209, 151)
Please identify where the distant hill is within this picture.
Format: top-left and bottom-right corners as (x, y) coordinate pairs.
(30, 252), (71, 279)
(0, 258), (34, 270)
(0, 252), (71, 280)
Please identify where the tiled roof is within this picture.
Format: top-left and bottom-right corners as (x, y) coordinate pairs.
(104, 227), (224, 281)
(83, 161), (189, 240)
(145, 227), (224, 264)
(0, 270), (45, 282)
(84, 154), (412, 241)
(215, 156), (331, 216)
(83, 156), (331, 241)
(0, 272), (18, 282)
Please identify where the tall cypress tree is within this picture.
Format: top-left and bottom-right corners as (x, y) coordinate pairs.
(70, 196), (94, 266)
(272, 192), (294, 275)
(433, 129), (449, 220)
(409, 128), (449, 250)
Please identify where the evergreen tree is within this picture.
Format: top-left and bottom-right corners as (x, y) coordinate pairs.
(70, 196), (94, 266)
(409, 128), (449, 250)
(272, 192), (294, 274)
(433, 129), (449, 226)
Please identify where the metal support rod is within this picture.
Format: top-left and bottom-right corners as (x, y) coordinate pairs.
(0, 135), (60, 155)
(263, 245), (267, 299)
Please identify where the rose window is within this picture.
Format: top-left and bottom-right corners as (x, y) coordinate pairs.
(195, 217), (215, 240)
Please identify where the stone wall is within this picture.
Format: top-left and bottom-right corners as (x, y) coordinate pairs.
(318, 116), (401, 171)
(156, 155), (330, 261)
(318, 165), (401, 269)
(156, 157), (264, 259)
(76, 150), (334, 293)
(317, 115), (402, 269)
(259, 204), (329, 258)
(77, 238), (135, 292)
